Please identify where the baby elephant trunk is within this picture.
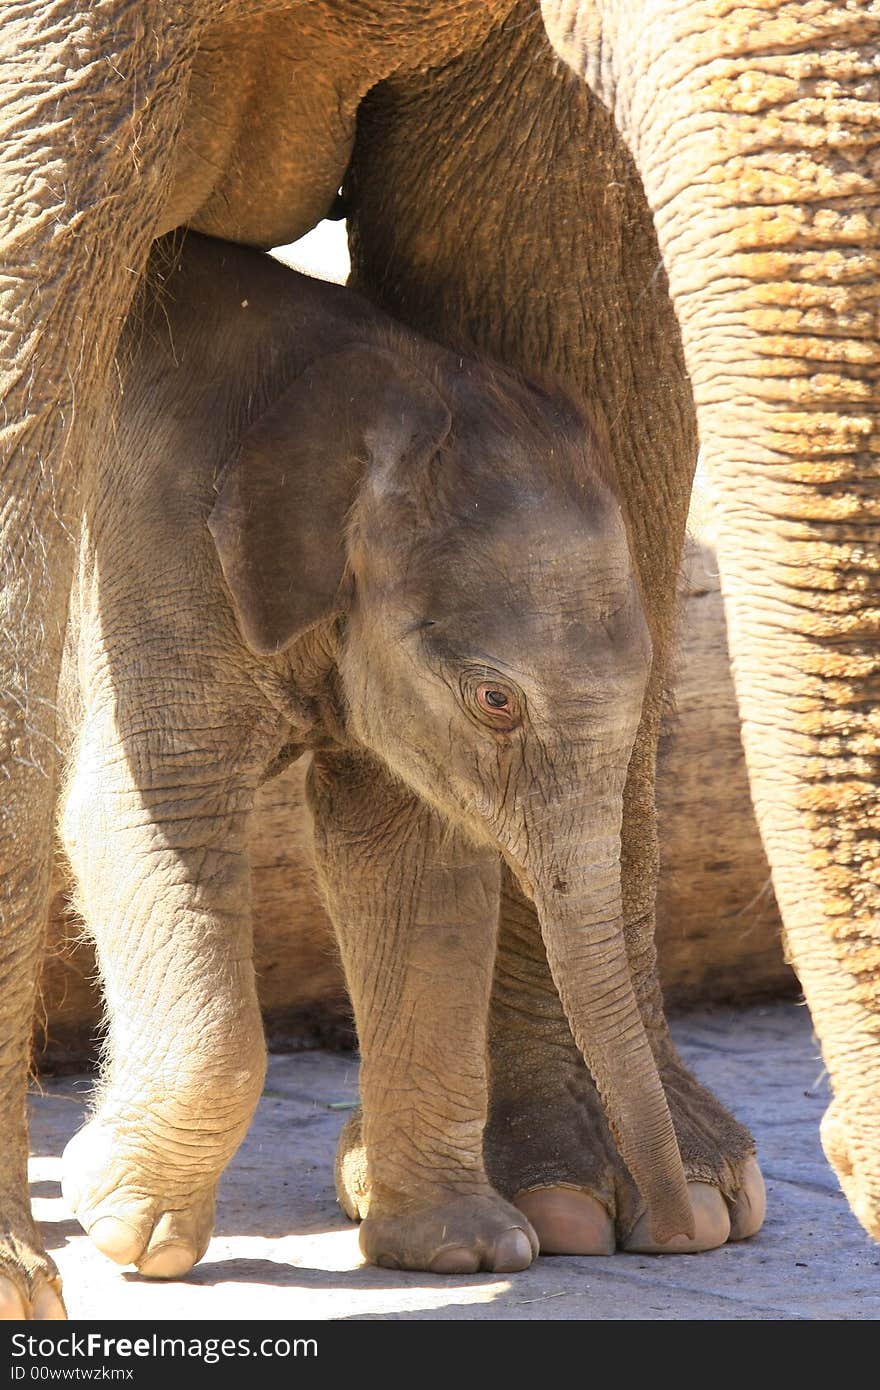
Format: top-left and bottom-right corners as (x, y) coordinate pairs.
(531, 846), (694, 1244)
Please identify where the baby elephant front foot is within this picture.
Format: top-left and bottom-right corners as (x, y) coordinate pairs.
(361, 1192), (538, 1274)
(335, 1112), (538, 1273)
(61, 1120), (218, 1279)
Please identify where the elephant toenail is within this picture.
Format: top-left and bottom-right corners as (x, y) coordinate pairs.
(514, 1187), (615, 1255)
(137, 1243), (196, 1280)
(87, 1216), (144, 1266)
(429, 1247), (481, 1275)
(728, 1157), (766, 1241)
(0, 1275), (29, 1320)
(623, 1182), (730, 1253)
(492, 1229), (535, 1272)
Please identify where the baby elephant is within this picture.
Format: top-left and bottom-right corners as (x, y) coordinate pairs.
(58, 232), (692, 1279)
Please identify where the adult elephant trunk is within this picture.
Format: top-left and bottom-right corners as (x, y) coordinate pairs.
(544, 1), (880, 1237)
(515, 800), (694, 1244)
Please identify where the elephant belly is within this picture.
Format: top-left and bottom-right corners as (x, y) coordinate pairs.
(161, 13), (358, 248)
(161, 1), (517, 250)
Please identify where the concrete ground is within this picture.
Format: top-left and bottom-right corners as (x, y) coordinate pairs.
(28, 1002), (879, 1321)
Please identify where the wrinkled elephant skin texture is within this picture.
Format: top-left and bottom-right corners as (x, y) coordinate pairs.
(0, 0), (870, 1316)
(60, 234), (706, 1283)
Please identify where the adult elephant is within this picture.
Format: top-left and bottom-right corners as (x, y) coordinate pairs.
(0, 0), (876, 1317)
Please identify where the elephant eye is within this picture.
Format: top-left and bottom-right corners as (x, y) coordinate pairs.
(478, 686), (509, 711)
(464, 677), (522, 732)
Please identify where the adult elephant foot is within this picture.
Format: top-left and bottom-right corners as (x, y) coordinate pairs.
(483, 874), (765, 1255)
(333, 1113), (537, 1273)
(484, 1042), (764, 1256)
(0, 1239), (65, 1320)
(61, 1117), (220, 1279)
(646, 1048), (766, 1250)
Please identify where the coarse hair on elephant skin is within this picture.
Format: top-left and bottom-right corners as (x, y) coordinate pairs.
(6, 0), (875, 1320)
(53, 232), (764, 1295)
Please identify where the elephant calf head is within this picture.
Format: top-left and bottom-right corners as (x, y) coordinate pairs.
(210, 335), (693, 1242)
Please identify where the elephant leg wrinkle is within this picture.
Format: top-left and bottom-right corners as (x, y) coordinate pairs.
(6, 0), (879, 1316)
(45, 224), (763, 1290)
(310, 750), (539, 1274)
(347, 5), (767, 1260)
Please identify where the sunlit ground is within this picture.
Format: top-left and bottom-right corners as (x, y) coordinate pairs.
(28, 1006), (878, 1321)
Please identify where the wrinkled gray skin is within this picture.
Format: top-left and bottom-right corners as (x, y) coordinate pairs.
(59, 233), (689, 1279)
(8, 0), (873, 1319)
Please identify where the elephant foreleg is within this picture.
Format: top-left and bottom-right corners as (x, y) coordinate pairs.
(540, 0), (880, 1241)
(58, 655), (273, 1279)
(309, 749), (537, 1274)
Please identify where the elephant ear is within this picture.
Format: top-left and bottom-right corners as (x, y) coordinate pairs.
(208, 344), (452, 655)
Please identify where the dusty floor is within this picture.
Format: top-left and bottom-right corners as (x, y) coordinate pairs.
(29, 1002), (879, 1321)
